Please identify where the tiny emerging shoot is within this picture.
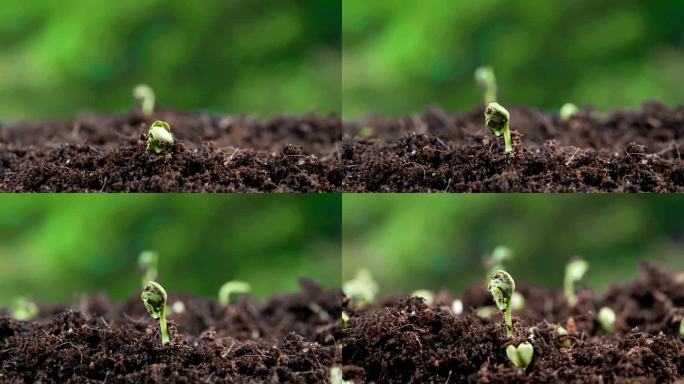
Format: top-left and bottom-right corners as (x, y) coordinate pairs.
(679, 318), (684, 339)
(560, 103), (579, 120)
(218, 281), (251, 306)
(146, 120), (174, 154)
(474, 66), (498, 104)
(485, 102), (512, 153)
(564, 257), (589, 305)
(359, 127), (374, 138)
(138, 250), (159, 287)
(133, 84), (156, 116)
(556, 325), (573, 349)
(10, 297), (38, 321)
(341, 312), (350, 327)
(597, 306), (616, 333)
(342, 269), (379, 306)
(488, 270), (516, 337)
(141, 281), (170, 344)
(330, 367), (353, 384)
(474, 306), (496, 318)
(505, 342), (534, 370)
(411, 289), (434, 305)
(451, 299), (463, 315)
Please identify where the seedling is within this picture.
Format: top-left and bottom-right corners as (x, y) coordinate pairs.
(474, 66), (498, 104)
(597, 306), (616, 333)
(474, 306), (496, 318)
(506, 342), (534, 370)
(560, 103), (579, 120)
(341, 312), (350, 327)
(141, 281), (170, 344)
(679, 318), (684, 339)
(146, 120), (174, 154)
(343, 269), (379, 305)
(133, 84), (156, 116)
(485, 102), (512, 153)
(484, 246), (514, 279)
(564, 257), (589, 305)
(359, 127), (374, 138)
(10, 297), (38, 321)
(138, 250), (159, 287)
(218, 281), (251, 306)
(411, 289), (434, 305)
(451, 299), (463, 315)
(330, 367), (353, 384)
(488, 270), (516, 337)
(556, 325), (573, 349)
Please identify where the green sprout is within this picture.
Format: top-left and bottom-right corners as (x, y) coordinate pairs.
(10, 297), (38, 321)
(485, 102), (512, 153)
(343, 269), (379, 305)
(330, 367), (353, 384)
(411, 289), (434, 305)
(218, 281), (251, 306)
(141, 281), (170, 344)
(133, 84), (156, 116)
(564, 257), (589, 305)
(679, 318), (684, 339)
(488, 270), (516, 337)
(474, 66), (498, 104)
(359, 127), (374, 138)
(556, 325), (574, 349)
(597, 307), (616, 333)
(560, 103), (579, 120)
(505, 342), (534, 370)
(146, 120), (174, 154)
(341, 312), (350, 327)
(138, 250), (159, 287)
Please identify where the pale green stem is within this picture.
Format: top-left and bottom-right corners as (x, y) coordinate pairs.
(503, 124), (512, 153)
(159, 306), (169, 344)
(504, 307), (513, 338)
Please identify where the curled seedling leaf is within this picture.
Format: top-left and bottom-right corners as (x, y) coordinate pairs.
(564, 257), (588, 305)
(138, 250), (159, 287)
(488, 270), (515, 337)
(485, 102), (512, 153)
(146, 120), (174, 154)
(343, 269), (379, 306)
(218, 281), (251, 306)
(141, 281), (170, 344)
(474, 66), (498, 104)
(411, 289), (434, 305)
(597, 306), (616, 333)
(10, 297), (38, 321)
(506, 342), (534, 370)
(133, 84), (156, 116)
(560, 103), (579, 120)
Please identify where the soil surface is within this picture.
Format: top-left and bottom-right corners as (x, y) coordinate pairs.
(342, 102), (684, 191)
(341, 263), (684, 383)
(0, 279), (342, 383)
(0, 108), (341, 192)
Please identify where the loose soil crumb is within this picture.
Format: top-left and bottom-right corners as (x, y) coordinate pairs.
(0, 279), (342, 383)
(0, 109), (341, 192)
(342, 102), (684, 191)
(341, 263), (684, 383)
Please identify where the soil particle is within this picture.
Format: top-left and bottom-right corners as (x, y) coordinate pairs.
(341, 263), (684, 383)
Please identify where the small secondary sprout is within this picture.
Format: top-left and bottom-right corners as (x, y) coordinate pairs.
(341, 312), (350, 327)
(218, 281), (251, 306)
(330, 367), (353, 384)
(505, 342), (534, 370)
(488, 270), (516, 337)
(679, 318), (684, 339)
(133, 84), (156, 116)
(343, 269), (379, 305)
(451, 299), (463, 315)
(474, 66), (498, 104)
(138, 250), (159, 287)
(411, 289), (434, 305)
(141, 281), (170, 344)
(485, 102), (512, 153)
(146, 120), (174, 154)
(564, 257), (589, 305)
(484, 246), (514, 279)
(10, 297), (38, 321)
(597, 306), (616, 333)
(560, 103), (579, 120)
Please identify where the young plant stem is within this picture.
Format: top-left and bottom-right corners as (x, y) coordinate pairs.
(504, 306), (513, 338)
(159, 305), (169, 344)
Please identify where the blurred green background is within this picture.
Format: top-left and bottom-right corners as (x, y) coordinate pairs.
(0, 195), (341, 306)
(343, 0), (684, 118)
(0, 0), (340, 122)
(343, 195), (684, 294)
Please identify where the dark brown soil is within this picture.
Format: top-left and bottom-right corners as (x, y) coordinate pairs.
(342, 102), (684, 192)
(0, 279), (342, 383)
(341, 263), (684, 383)
(0, 109), (342, 192)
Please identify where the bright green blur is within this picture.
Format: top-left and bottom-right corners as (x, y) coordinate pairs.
(0, 195), (341, 305)
(343, 0), (684, 118)
(342, 195), (684, 294)
(0, 0), (340, 121)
